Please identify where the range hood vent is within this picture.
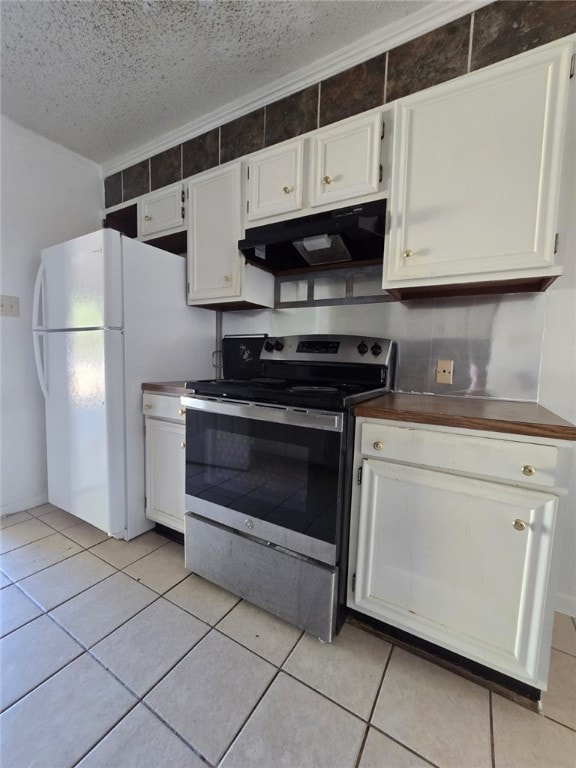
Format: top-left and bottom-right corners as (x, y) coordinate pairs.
(238, 199), (386, 274)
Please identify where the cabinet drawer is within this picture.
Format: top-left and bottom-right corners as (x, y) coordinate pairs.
(360, 422), (558, 487)
(142, 393), (186, 422)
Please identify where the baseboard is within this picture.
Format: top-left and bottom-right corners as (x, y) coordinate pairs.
(555, 592), (576, 618)
(0, 493), (48, 517)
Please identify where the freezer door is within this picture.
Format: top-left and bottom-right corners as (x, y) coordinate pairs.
(34, 230), (123, 330)
(43, 328), (127, 536)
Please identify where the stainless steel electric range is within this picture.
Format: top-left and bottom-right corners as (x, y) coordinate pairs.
(181, 334), (397, 641)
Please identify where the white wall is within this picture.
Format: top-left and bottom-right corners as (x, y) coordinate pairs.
(0, 116), (103, 514)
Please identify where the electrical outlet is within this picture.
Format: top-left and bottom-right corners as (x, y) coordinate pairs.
(0, 295), (20, 318)
(436, 359), (454, 384)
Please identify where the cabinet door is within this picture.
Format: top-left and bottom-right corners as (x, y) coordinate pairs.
(138, 182), (185, 239)
(247, 140), (305, 221)
(353, 459), (558, 686)
(145, 418), (186, 533)
(385, 42), (571, 286)
(310, 112), (382, 207)
(187, 163), (242, 301)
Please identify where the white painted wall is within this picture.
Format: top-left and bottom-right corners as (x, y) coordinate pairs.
(0, 116), (103, 514)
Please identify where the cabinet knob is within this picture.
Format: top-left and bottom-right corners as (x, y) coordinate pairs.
(512, 518), (527, 532)
(144, 403), (152, 410)
(144, 215), (152, 222)
(322, 175), (332, 185)
(224, 274), (232, 283)
(178, 408), (186, 416)
(373, 441), (383, 450)
(282, 186), (293, 194)
(180, 442), (186, 449)
(521, 465), (536, 477)
(403, 249), (414, 258)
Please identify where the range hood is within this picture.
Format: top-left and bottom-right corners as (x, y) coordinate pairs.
(238, 199), (386, 274)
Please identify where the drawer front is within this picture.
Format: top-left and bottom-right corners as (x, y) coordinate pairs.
(142, 393), (186, 422)
(360, 422), (558, 486)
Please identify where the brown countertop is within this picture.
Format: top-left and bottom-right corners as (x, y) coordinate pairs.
(354, 393), (576, 441)
(142, 381), (193, 396)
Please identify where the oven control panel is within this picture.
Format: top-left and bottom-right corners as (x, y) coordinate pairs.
(260, 334), (394, 365)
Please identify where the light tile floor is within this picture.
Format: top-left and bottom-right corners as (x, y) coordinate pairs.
(1, 503), (575, 768)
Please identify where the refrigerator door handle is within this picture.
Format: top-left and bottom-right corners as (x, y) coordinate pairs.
(32, 260), (46, 329)
(33, 331), (48, 398)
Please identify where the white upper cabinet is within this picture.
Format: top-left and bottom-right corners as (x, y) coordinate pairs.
(138, 181), (186, 239)
(187, 162), (274, 307)
(310, 111), (383, 207)
(247, 139), (305, 221)
(384, 40), (572, 294)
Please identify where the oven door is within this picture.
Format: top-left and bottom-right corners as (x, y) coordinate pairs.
(182, 396), (345, 566)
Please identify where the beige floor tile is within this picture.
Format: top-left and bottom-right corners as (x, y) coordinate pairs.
(123, 541), (188, 593)
(541, 649), (576, 730)
(164, 572), (240, 625)
(0, 654), (135, 768)
(359, 727), (433, 768)
(284, 623), (391, 719)
(0, 571), (12, 588)
(61, 520), (109, 548)
(0, 614), (83, 710)
(493, 693), (576, 768)
(90, 530), (168, 569)
(220, 671), (366, 768)
(77, 705), (206, 768)
(0, 532), (82, 581)
(40, 508), (82, 532)
(25, 503), (60, 517)
(0, 583), (43, 637)
(145, 630), (276, 764)
(91, 598), (209, 696)
(372, 648), (491, 768)
(0, 517), (54, 554)
(217, 599), (303, 666)
(18, 551), (115, 610)
(50, 572), (157, 647)
(0, 511), (32, 529)
(552, 612), (576, 657)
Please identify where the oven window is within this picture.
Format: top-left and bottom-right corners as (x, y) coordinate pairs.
(185, 410), (342, 544)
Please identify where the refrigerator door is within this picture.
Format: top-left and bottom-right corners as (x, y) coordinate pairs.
(42, 327), (127, 536)
(33, 230), (123, 330)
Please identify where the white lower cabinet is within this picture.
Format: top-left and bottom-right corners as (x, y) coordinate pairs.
(143, 393), (186, 533)
(348, 418), (570, 689)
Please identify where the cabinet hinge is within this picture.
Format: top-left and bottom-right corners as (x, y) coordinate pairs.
(247, 167), (250, 180)
(570, 53), (575, 78)
(554, 233), (559, 253)
(351, 573), (356, 593)
(187, 281), (190, 294)
(181, 206), (185, 219)
(381, 121), (385, 139)
(181, 190), (185, 203)
(379, 164), (383, 184)
(357, 466), (362, 485)
(247, 200), (250, 214)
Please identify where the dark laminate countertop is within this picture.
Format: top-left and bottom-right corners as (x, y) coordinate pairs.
(142, 381), (193, 396)
(354, 393), (576, 441)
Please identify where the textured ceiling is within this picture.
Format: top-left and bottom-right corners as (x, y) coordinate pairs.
(2, 0), (441, 165)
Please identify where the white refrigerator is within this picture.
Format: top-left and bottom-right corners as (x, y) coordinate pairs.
(32, 229), (214, 539)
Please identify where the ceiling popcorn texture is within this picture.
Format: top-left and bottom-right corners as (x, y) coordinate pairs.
(0, 0), (435, 164)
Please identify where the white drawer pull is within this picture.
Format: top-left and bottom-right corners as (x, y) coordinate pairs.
(373, 441), (383, 450)
(180, 442), (186, 449)
(513, 519), (527, 532)
(178, 408), (186, 415)
(521, 465), (536, 477)
(144, 403), (152, 410)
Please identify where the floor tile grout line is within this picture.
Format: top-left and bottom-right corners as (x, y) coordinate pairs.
(88, 536), (173, 571)
(550, 645), (576, 659)
(489, 690), (497, 768)
(0, 528), (56, 556)
(542, 713), (576, 734)
(216, 667), (282, 767)
(70, 699), (142, 768)
(1, 542), (91, 584)
(279, 667), (370, 724)
(353, 724), (371, 768)
(366, 640), (394, 725)
(367, 722), (441, 768)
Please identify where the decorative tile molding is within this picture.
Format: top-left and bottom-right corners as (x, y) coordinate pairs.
(104, 0), (575, 208)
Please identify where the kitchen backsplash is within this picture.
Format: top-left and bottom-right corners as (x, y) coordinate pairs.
(104, 0), (576, 208)
(220, 292), (548, 402)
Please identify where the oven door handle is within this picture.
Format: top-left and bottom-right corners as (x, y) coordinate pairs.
(180, 396), (343, 432)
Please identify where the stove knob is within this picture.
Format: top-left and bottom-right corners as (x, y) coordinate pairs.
(264, 340), (274, 352)
(274, 340), (284, 351)
(371, 343), (382, 356)
(357, 341), (368, 355)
